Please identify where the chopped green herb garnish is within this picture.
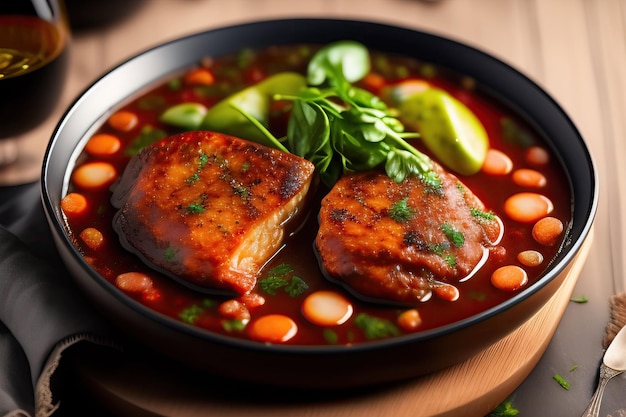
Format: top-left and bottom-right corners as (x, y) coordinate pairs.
(570, 295), (588, 303)
(231, 182), (250, 199)
(441, 223), (465, 247)
(553, 374), (570, 390)
(470, 207), (496, 222)
(237, 47), (255, 69)
(501, 117), (535, 148)
(186, 173), (200, 184)
(222, 319), (246, 332)
(198, 153), (209, 168)
(389, 197), (414, 223)
(259, 276), (288, 295)
(569, 364), (579, 372)
(323, 328), (339, 344)
(167, 78), (182, 91)
(259, 263), (309, 297)
(443, 253), (457, 268)
(186, 202), (205, 214)
(179, 304), (203, 324)
(428, 242), (450, 256)
(489, 399), (519, 416)
(125, 125), (168, 156)
(285, 275), (309, 297)
(164, 246), (178, 262)
(355, 313), (400, 340)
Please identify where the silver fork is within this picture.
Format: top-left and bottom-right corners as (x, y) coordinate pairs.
(581, 363), (623, 417)
(581, 325), (626, 417)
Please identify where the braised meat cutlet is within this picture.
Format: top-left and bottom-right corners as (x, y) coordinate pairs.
(315, 165), (502, 304)
(111, 131), (315, 295)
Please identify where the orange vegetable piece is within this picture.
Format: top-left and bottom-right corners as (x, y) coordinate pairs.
(482, 149), (513, 176)
(504, 192), (553, 223)
(302, 291), (353, 326)
(362, 72), (386, 93)
(60, 192), (87, 216)
(491, 265), (528, 291)
(239, 293), (266, 308)
(433, 283), (460, 302)
(517, 250), (544, 267)
(525, 146), (550, 166)
(397, 309), (422, 331)
(85, 133), (122, 156)
(142, 287), (162, 303)
(248, 314), (297, 343)
(532, 216), (564, 246)
(79, 227), (104, 250)
(115, 272), (154, 293)
(184, 68), (215, 86)
(72, 161), (117, 189)
(218, 299), (251, 322)
(108, 110), (138, 132)
(512, 168), (547, 188)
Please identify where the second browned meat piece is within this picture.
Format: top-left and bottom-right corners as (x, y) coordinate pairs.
(111, 131), (315, 295)
(315, 165), (502, 305)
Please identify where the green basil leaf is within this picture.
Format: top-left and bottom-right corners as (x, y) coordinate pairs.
(307, 40), (370, 86)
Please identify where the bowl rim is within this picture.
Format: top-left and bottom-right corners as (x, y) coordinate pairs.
(41, 17), (599, 355)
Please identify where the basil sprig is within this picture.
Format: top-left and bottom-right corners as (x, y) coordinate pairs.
(280, 41), (440, 189)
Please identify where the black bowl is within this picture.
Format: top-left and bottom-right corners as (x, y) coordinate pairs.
(41, 18), (598, 388)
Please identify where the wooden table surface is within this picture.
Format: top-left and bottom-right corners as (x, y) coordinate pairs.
(3, 0), (625, 415)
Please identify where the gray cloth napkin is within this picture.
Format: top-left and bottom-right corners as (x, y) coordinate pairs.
(0, 183), (119, 417)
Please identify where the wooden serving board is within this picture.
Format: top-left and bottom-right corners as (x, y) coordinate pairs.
(75, 229), (593, 417)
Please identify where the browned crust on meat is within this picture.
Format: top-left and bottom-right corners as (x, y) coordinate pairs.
(111, 131), (315, 294)
(315, 165), (499, 304)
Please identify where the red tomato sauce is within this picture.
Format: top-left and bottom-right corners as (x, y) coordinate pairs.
(61, 44), (572, 346)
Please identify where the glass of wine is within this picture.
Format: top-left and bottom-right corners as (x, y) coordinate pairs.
(0, 0), (70, 180)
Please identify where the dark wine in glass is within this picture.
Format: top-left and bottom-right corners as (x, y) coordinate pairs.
(0, 0), (70, 168)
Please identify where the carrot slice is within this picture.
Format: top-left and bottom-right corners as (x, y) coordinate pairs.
(491, 265), (528, 291)
(517, 250), (544, 267)
(184, 68), (215, 86)
(362, 72), (386, 93)
(433, 283), (460, 302)
(302, 291), (353, 326)
(79, 227), (104, 250)
(248, 314), (297, 343)
(532, 216), (564, 246)
(504, 192), (553, 223)
(108, 110), (138, 132)
(115, 272), (154, 293)
(72, 161), (117, 189)
(60, 192), (88, 216)
(482, 149), (513, 176)
(525, 146), (550, 166)
(397, 309), (422, 331)
(512, 168), (547, 188)
(85, 133), (122, 156)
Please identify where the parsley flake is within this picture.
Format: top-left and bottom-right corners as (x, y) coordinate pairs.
(355, 313), (400, 340)
(186, 202), (205, 214)
(441, 223), (465, 247)
(389, 197), (414, 223)
(179, 304), (203, 324)
(553, 374), (570, 390)
(259, 263), (309, 297)
(570, 295), (588, 303)
(489, 399), (519, 416)
(470, 207), (496, 222)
